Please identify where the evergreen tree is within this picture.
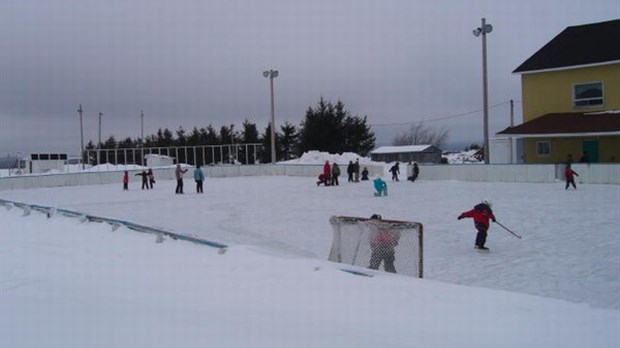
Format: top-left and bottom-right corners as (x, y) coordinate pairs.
(241, 119), (260, 143)
(259, 124), (281, 163)
(175, 126), (187, 147)
(298, 98), (375, 156)
(279, 122), (298, 160)
(205, 125), (219, 145)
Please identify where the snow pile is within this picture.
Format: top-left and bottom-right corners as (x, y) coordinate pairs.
(280, 150), (373, 165)
(443, 149), (483, 164)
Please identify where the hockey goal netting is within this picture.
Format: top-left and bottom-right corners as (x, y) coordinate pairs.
(328, 216), (424, 278)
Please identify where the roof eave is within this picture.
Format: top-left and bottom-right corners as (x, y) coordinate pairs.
(495, 131), (620, 138)
(513, 60), (620, 75)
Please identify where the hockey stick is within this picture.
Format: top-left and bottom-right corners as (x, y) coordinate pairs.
(494, 221), (522, 239)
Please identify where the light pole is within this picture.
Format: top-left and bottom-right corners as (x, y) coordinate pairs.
(98, 112), (103, 165)
(140, 110), (144, 165)
(473, 18), (492, 164)
(263, 69), (278, 164)
(140, 110), (144, 143)
(78, 104), (84, 170)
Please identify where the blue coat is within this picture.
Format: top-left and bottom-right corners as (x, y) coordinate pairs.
(373, 178), (386, 191)
(194, 168), (205, 181)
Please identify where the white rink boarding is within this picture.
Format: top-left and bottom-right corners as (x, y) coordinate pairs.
(0, 163), (618, 191)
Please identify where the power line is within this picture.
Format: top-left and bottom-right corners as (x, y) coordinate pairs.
(370, 100), (520, 127)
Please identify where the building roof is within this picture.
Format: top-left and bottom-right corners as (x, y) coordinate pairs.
(497, 110), (620, 136)
(513, 19), (620, 74)
(371, 145), (437, 154)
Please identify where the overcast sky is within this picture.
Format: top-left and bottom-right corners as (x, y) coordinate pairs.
(1, 0), (619, 156)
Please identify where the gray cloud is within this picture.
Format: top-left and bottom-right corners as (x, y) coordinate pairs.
(2, 0), (619, 155)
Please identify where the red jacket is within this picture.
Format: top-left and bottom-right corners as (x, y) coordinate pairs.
(459, 206), (496, 228)
(565, 168), (578, 180)
(323, 162), (331, 176)
(123, 173), (129, 184)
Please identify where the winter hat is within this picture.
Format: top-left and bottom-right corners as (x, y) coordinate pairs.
(482, 200), (493, 208)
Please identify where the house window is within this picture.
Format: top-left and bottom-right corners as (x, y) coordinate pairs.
(536, 141), (550, 157)
(573, 82), (603, 107)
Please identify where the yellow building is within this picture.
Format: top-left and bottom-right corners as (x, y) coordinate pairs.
(498, 19), (620, 164)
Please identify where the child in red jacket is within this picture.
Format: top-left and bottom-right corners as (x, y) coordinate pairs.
(565, 166), (579, 190)
(458, 201), (496, 250)
(122, 171), (129, 191)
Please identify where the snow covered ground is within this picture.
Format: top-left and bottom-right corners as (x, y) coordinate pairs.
(1, 163), (619, 347)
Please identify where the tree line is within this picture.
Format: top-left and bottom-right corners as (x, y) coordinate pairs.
(86, 98), (377, 163)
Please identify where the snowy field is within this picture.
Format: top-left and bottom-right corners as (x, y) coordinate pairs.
(1, 170), (619, 347)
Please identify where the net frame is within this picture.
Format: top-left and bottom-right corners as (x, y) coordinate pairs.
(329, 215), (424, 278)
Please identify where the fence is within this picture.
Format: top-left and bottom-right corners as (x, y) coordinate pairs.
(1, 163), (618, 191)
(407, 163), (620, 184)
(84, 143), (264, 167)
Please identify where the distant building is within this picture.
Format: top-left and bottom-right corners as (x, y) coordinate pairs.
(370, 145), (442, 164)
(496, 19), (620, 164)
(28, 153), (68, 173)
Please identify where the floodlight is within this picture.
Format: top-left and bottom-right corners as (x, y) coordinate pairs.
(263, 71), (270, 78)
(484, 24), (493, 33)
(473, 29), (481, 37)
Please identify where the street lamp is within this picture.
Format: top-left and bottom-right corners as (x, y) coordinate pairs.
(263, 69), (278, 164)
(140, 110), (144, 143)
(98, 112), (103, 165)
(78, 104), (84, 170)
(473, 18), (492, 164)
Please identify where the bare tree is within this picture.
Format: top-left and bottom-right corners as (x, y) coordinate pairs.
(392, 123), (449, 149)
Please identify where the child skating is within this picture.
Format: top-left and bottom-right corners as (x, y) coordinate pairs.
(458, 200), (496, 250)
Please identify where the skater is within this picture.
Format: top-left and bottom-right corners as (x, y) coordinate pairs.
(353, 159), (360, 182)
(134, 170), (149, 190)
(175, 164), (188, 194)
(408, 162), (419, 182)
(347, 161), (354, 182)
(122, 171), (129, 191)
(458, 200), (496, 250)
(368, 214), (399, 273)
(147, 168), (155, 189)
(361, 167), (369, 181)
(330, 162), (341, 186)
(322, 160), (332, 186)
(194, 165), (205, 193)
(373, 177), (388, 197)
(316, 173), (330, 186)
(389, 162), (400, 181)
(565, 165), (579, 190)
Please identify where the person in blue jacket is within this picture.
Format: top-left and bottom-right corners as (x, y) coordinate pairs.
(373, 177), (388, 197)
(194, 165), (205, 193)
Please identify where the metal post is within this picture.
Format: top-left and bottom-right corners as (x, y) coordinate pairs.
(263, 70), (278, 164)
(78, 105), (85, 170)
(140, 110), (144, 166)
(473, 18), (492, 164)
(98, 112), (103, 165)
(482, 18), (489, 164)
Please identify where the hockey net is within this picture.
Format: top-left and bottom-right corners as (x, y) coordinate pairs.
(328, 216), (423, 278)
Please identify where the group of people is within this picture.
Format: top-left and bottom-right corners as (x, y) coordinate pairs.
(176, 164), (206, 194)
(122, 164), (206, 194)
(123, 168), (155, 191)
(316, 159), (370, 186)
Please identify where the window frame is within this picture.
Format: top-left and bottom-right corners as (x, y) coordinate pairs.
(573, 81), (604, 108)
(536, 141), (551, 157)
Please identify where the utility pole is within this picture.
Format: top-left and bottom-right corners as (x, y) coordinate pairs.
(78, 104), (84, 170)
(473, 18), (493, 164)
(98, 112), (103, 165)
(263, 69), (279, 164)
